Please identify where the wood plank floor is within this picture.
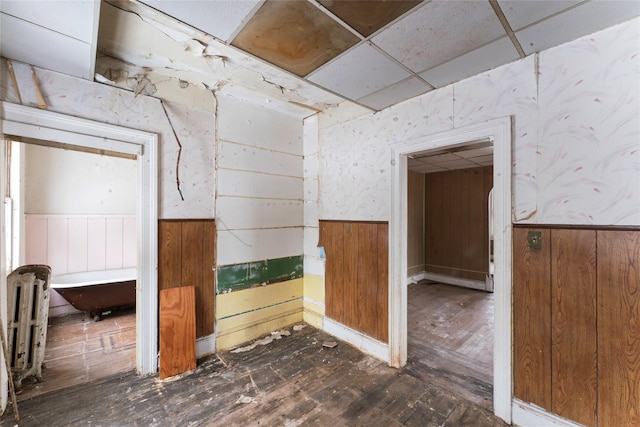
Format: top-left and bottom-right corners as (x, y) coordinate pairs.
(2, 283), (503, 426)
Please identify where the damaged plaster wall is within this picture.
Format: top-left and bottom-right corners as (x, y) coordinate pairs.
(316, 18), (640, 226)
(1, 59), (215, 219)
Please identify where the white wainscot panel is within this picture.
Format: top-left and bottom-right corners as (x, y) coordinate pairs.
(304, 201), (319, 227)
(217, 169), (303, 200)
(217, 227), (304, 266)
(303, 226), (320, 256)
(216, 197), (303, 230)
(217, 140), (302, 177)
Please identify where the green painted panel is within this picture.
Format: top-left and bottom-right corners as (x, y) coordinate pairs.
(217, 255), (303, 294)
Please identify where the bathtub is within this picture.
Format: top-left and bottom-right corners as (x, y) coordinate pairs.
(51, 268), (136, 320)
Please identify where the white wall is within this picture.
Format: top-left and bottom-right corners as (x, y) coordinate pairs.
(24, 144), (136, 215)
(317, 18), (640, 226)
(215, 94), (304, 266)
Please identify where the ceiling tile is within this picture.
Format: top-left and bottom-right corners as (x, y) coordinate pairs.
(318, 0), (423, 37)
(456, 147), (494, 159)
(0, 0), (97, 43)
(420, 37), (519, 88)
(471, 154), (494, 165)
(307, 42), (411, 100)
(436, 159), (480, 169)
(231, 0), (359, 77)
(410, 164), (447, 174)
(372, 0), (506, 73)
(516, 1), (640, 55)
(497, 0), (582, 31)
(357, 77), (432, 110)
(141, 0), (261, 42)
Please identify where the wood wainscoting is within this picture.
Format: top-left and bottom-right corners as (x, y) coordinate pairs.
(513, 226), (640, 427)
(319, 220), (388, 343)
(158, 219), (216, 338)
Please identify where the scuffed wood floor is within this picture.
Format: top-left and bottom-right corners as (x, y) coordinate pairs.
(3, 323), (507, 426)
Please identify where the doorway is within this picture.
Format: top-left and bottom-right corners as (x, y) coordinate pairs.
(389, 118), (513, 423)
(6, 139), (138, 399)
(1, 102), (158, 409)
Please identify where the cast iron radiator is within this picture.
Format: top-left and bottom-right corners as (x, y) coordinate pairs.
(6, 264), (52, 388)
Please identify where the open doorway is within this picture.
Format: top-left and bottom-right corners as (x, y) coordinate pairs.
(1, 102), (159, 411)
(389, 118), (513, 423)
(5, 139), (138, 399)
(405, 145), (495, 409)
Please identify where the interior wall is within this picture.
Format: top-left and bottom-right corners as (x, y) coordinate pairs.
(424, 166), (492, 282)
(24, 144), (136, 215)
(318, 18), (639, 226)
(407, 170), (424, 278)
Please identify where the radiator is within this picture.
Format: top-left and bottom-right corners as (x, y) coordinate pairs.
(6, 264), (52, 388)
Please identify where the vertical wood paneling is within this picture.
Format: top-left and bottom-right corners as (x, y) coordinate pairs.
(105, 218), (124, 269)
(597, 230), (640, 427)
(201, 222), (217, 337)
(320, 220), (388, 343)
(357, 223), (378, 338)
(407, 171), (424, 275)
(551, 229), (597, 426)
(513, 227), (552, 410)
(25, 217), (47, 265)
(87, 218), (107, 271)
(424, 166), (492, 281)
(377, 223), (389, 342)
(158, 221), (182, 291)
(47, 218), (68, 275)
(343, 222), (358, 328)
(158, 220), (216, 338)
(122, 218), (137, 268)
(67, 218), (88, 273)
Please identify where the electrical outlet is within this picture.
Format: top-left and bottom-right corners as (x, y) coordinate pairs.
(527, 231), (542, 250)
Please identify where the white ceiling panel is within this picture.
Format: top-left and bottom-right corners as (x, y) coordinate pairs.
(410, 164), (448, 174)
(420, 36), (519, 87)
(357, 76), (432, 111)
(516, 0), (640, 55)
(308, 43), (411, 100)
(1, 12), (94, 80)
(498, 0), (583, 31)
(0, 0), (97, 42)
(456, 146), (494, 159)
(373, 0), (506, 73)
(141, 0), (261, 42)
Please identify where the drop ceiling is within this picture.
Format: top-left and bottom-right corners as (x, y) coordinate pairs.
(1, 0), (639, 114)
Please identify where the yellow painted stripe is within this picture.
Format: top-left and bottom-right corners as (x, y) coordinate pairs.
(303, 274), (324, 304)
(217, 309), (303, 350)
(303, 306), (323, 329)
(216, 278), (303, 319)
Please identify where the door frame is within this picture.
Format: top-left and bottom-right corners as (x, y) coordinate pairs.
(0, 102), (159, 380)
(389, 117), (513, 423)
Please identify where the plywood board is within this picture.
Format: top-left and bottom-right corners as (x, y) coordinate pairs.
(159, 286), (196, 379)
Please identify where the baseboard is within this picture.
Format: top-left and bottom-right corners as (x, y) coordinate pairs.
(196, 334), (216, 358)
(407, 272), (426, 285)
(323, 318), (389, 363)
(302, 298), (324, 329)
(512, 399), (584, 427)
(422, 272), (489, 291)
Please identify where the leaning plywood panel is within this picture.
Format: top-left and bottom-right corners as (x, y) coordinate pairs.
(159, 286), (196, 379)
(597, 230), (640, 427)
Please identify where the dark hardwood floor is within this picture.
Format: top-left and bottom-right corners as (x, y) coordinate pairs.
(2, 282), (504, 426)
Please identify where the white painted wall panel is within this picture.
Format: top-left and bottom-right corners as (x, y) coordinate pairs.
(67, 218), (88, 273)
(217, 169), (302, 200)
(217, 228), (303, 266)
(218, 140), (302, 177)
(46, 218), (68, 276)
(87, 218), (107, 271)
(24, 217), (47, 265)
(217, 94), (303, 156)
(216, 197), (303, 230)
(122, 218), (137, 268)
(105, 219), (124, 270)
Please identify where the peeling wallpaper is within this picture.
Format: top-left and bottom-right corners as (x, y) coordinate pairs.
(319, 18), (640, 226)
(0, 60), (215, 219)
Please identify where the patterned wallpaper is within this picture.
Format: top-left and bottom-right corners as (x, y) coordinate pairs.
(319, 18), (640, 226)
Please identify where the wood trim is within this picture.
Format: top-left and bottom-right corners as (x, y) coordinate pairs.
(513, 223), (640, 231)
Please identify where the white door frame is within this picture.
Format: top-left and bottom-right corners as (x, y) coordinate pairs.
(389, 117), (513, 423)
(0, 102), (159, 379)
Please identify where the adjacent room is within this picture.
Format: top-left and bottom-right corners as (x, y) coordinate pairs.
(0, 1), (638, 426)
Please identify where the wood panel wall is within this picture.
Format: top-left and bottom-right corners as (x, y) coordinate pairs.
(513, 226), (639, 427)
(158, 220), (216, 338)
(320, 221), (388, 343)
(424, 166), (492, 281)
(407, 170), (424, 277)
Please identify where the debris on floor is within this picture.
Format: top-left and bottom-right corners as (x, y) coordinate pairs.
(230, 329), (292, 353)
(293, 324), (306, 331)
(322, 341), (337, 349)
